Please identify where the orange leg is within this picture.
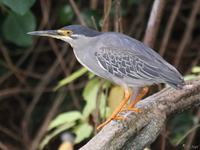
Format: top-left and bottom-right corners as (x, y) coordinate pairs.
(97, 88), (130, 130)
(120, 86), (149, 112)
(97, 88), (142, 130)
(97, 86), (149, 130)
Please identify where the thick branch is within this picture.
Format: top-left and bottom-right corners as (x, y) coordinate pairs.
(80, 77), (200, 150)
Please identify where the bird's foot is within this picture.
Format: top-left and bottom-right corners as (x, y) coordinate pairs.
(97, 116), (126, 130)
(96, 108), (142, 130)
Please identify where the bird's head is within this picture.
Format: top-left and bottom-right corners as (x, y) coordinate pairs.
(28, 25), (101, 47)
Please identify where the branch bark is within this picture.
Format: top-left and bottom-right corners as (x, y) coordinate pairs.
(80, 77), (200, 150)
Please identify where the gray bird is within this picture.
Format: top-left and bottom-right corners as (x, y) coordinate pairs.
(28, 25), (185, 130)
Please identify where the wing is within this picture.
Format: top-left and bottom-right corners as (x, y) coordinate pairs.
(95, 33), (185, 88)
(95, 47), (161, 81)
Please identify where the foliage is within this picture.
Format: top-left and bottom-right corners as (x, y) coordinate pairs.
(1, 0), (36, 47)
(48, 111), (82, 131)
(2, 0), (36, 15)
(59, 4), (74, 26)
(39, 122), (76, 150)
(54, 67), (88, 90)
(3, 11), (36, 47)
(184, 66), (200, 80)
(39, 77), (108, 149)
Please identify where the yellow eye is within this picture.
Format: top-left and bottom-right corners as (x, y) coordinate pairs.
(58, 30), (73, 36)
(66, 30), (73, 36)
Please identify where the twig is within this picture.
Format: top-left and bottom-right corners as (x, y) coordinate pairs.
(175, 124), (200, 146)
(143, 0), (166, 48)
(21, 41), (70, 143)
(114, 0), (121, 33)
(185, 39), (200, 75)
(0, 40), (32, 89)
(0, 142), (10, 150)
(161, 123), (166, 150)
(90, 0), (98, 10)
(29, 91), (67, 150)
(128, 2), (149, 36)
(94, 79), (106, 135)
(185, 108), (200, 148)
(48, 38), (69, 76)
(91, 16), (98, 31)
(0, 60), (43, 79)
(68, 54), (82, 110)
(39, 0), (50, 30)
(173, 0), (200, 68)
(159, 0), (182, 56)
(69, 0), (87, 27)
(101, 0), (112, 31)
(0, 80), (87, 99)
(0, 125), (23, 144)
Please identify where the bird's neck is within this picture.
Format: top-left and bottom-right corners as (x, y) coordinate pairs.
(70, 34), (98, 49)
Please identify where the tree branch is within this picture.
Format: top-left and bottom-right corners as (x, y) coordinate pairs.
(80, 77), (200, 150)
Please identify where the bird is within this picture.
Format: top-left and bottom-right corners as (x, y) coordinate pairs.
(28, 25), (185, 130)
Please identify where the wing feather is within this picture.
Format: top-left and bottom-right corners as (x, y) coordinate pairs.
(95, 47), (161, 80)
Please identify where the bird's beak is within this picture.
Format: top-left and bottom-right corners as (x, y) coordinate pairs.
(27, 30), (64, 38)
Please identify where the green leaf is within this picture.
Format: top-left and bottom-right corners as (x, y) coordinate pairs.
(54, 67), (88, 90)
(3, 11), (36, 47)
(48, 111), (82, 130)
(192, 66), (200, 73)
(2, 0), (36, 15)
(73, 122), (93, 144)
(82, 78), (107, 119)
(82, 78), (100, 118)
(184, 74), (198, 81)
(87, 72), (95, 79)
(39, 122), (75, 150)
(59, 4), (74, 25)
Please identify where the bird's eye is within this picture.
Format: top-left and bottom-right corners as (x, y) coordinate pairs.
(58, 30), (73, 36)
(66, 30), (73, 36)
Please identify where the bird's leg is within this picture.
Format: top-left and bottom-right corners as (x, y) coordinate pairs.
(97, 87), (149, 130)
(97, 89), (130, 130)
(120, 86), (149, 112)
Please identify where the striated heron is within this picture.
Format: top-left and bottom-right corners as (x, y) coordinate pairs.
(28, 25), (185, 130)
